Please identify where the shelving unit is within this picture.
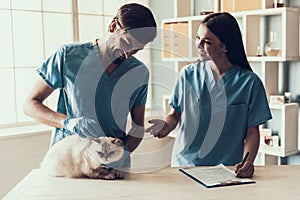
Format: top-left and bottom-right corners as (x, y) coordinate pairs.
(233, 7), (300, 61)
(162, 7), (300, 96)
(259, 103), (299, 157)
(161, 2), (300, 164)
(220, 0), (273, 12)
(162, 7), (300, 61)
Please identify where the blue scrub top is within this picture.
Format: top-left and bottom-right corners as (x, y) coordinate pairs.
(37, 42), (149, 146)
(170, 61), (272, 166)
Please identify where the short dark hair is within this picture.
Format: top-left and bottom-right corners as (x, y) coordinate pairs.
(115, 3), (157, 44)
(202, 12), (252, 71)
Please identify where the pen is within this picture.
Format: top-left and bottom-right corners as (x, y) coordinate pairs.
(123, 51), (128, 59)
(239, 151), (249, 169)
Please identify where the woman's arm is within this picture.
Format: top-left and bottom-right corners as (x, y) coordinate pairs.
(146, 108), (181, 139)
(235, 126), (260, 178)
(244, 126), (260, 163)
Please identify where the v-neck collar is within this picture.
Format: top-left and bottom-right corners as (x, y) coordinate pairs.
(101, 58), (131, 79)
(201, 61), (239, 91)
(221, 65), (239, 83)
(95, 45), (132, 80)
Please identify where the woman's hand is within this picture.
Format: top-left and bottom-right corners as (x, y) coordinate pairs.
(145, 119), (171, 138)
(234, 161), (254, 178)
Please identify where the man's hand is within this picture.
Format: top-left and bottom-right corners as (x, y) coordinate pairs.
(64, 117), (99, 138)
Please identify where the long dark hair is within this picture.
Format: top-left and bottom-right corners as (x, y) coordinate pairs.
(115, 3), (157, 44)
(202, 12), (252, 71)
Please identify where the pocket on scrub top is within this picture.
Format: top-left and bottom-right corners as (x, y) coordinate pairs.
(222, 104), (248, 137)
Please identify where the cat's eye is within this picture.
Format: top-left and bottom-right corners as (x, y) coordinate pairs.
(97, 151), (105, 157)
(108, 151), (116, 157)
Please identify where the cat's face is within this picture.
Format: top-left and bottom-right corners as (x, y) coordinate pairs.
(85, 137), (124, 165)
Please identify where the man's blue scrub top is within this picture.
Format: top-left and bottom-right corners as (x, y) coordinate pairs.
(37, 42), (149, 146)
(170, 61), (272, 166)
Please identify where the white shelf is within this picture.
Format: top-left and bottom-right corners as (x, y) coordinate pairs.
(259, 103), (299, 157)
(247, 56), (300, 62)
(162, 7), (300, 61)
(259, 145), (298, 157)
(162, 55), (300, 62)
(232, 7), (300, 17)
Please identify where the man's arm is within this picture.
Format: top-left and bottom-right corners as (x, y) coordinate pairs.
(124, 105), (146, 153)
(23, 77), (67, 128)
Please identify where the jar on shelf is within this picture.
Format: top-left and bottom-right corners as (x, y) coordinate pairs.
(256, 46), (262, 57)
(194, 0), (214, 15)
(265, 31), (281, 57)
(273, 0), (284, 8)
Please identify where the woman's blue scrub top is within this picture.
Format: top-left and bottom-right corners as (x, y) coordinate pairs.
(170, 61), (272, 166)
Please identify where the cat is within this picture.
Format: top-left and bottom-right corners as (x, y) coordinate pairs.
(40, 134), (125, 180)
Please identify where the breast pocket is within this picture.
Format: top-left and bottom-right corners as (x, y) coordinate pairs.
(223, 104), (248, 138)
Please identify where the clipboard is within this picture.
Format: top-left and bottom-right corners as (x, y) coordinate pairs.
(179, 164), (255, 188)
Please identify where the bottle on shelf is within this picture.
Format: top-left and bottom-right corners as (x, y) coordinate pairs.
(195, 0), (214, 15)
(256, 46), (262, 57)
(265, 31), (281, 56)
(273, 0), (284, 8)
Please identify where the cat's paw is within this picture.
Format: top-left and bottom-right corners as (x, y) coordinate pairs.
(103, 173), (116, 180)
(101, 170), (124, 180)
(114, 171), (124, 179)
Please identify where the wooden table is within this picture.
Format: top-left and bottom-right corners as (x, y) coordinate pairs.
(3, 165), (300, 200)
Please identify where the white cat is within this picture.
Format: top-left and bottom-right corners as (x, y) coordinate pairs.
(40, 135), (125, 180)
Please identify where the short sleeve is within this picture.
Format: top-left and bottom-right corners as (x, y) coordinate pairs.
(247, 76), (272, 128)
(36, 46), (65, 89)
(169, 71), (184, 113)
(132, 67), (149, 107)
(133, 84), (148, 107)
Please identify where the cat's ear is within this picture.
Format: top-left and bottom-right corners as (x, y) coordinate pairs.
(111, 138), (123, 146)
(90, 138), (100, 143)
(80, 138), (101, 155)
(79, 137), (93, 148)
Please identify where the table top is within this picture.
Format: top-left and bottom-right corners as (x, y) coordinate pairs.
(3, 165), (300, 200)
